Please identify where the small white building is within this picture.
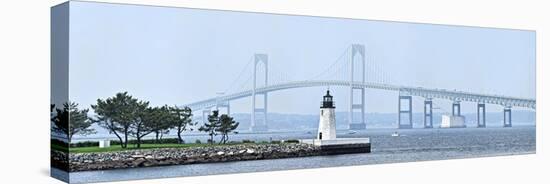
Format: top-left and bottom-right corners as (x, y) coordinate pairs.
(440, 114), (466, 128)
(99, 139), (110, 148)
(318, 90), (336, 140)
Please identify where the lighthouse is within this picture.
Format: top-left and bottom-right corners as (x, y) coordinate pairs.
(318, 89), (336, 140)
(301, 89), (371, 154)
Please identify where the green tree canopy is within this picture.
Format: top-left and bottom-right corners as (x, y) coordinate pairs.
(52, 102), (95, 143)
(199, 110), (221, 144)
(91, 92), (149, 148)
(171, 106), (196, 144)
(137, 105), (176, 146)
(216, 114), (239, 144)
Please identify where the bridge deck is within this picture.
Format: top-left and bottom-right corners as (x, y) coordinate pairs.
(182, 80), (535, 110)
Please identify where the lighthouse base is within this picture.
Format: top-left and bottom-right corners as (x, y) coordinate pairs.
(301, 138), (371, 155)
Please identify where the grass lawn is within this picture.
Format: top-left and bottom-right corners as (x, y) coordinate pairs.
(69, 142), (277, 153)
(51, 143), (69, 152)
(69, 143), (207, 153)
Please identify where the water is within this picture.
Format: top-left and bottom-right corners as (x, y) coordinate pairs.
(67, 126), (535, 183)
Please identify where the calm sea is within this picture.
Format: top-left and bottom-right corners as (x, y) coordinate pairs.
(65, 126), (535, 183)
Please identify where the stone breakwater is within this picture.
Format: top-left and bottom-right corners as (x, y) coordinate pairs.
(51, 150), (69, 171)
(69, 143), (321, 172)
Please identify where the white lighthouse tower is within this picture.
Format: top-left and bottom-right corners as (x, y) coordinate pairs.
(301, 88), (370, 154)
(318, 89), (336, 140)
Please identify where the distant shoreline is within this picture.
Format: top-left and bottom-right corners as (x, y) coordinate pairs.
(69, 125), (536, 142)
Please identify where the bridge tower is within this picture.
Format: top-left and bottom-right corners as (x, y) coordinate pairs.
(477, 103), (486, 128)
(216, 102), (230, 116)
(250, 54), (269, 132)
(215, 92), (230, 116)
(503, 106), (512, 127)
(348, 44), (367, 130)
(452, 101), (461, 116)
(202, 109), (211, 124)
(398, 94), (413, 129)
(424, 98), (433, 128)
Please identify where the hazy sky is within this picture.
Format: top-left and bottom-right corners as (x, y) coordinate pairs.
(68, 1), (535, 116)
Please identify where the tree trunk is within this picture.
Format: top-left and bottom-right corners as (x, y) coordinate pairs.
(68, 134), (72, 145)
(209, 134), (214, 145)
(108, 122), (124, 148)
(124, 127), (128, 148)
(136, 127), (141, 148)
(112, 131), (124, 148)
(155, 132), (159, 144)
(136, 136), (141, 148)
(177, 130), (183, 144)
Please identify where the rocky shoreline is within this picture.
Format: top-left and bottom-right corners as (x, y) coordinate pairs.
(51, 150), (69, 172)
(66, 143), (322, 172)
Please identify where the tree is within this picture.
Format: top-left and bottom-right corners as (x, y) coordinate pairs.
(172, 106), (196, 144)
(216, 114), (239, 144)
(131, 104), (180, 148)
(198, 110), (221, 144)
(91, 92), (148, 148)
(124, 102), (155, 148)
(149, 105), (176, 144)
(51, 102), (95, 143)
(51, 104), (68, 142)
(132, 106), (157, 148)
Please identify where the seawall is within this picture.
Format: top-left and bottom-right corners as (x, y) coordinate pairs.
(68, 143), (323, 172)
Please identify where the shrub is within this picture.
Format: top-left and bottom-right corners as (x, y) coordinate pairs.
(242, 139), (255, 143)
(195, 139), (202, 144)
(111, 138), (180, 145)
(70, 141), (99, 148)
(51, 139), (68, 147)
(285, 139), (300, 143)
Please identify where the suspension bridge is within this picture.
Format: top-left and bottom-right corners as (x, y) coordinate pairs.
(181, 44), (536, 131)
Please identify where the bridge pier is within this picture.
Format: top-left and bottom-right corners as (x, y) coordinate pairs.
(348, 44), (366, 130)
(251, 54), (269, 132)
(477, 103), (486, 128)
(503, 106), (512, 127)
(202, 109), (211, 124)
(398, 95), (413, 129)
(452, 101), (461, 116)
(424, 99), (433, 128)
(216, 102), (230, 116)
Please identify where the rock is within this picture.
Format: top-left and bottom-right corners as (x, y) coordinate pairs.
(246, 149), (255, 154)
(132, 158), (146, 166)
(67, 143), (322, 172)
(131, 155), (145, 159)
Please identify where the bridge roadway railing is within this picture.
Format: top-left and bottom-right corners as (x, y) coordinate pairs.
(183, 80), (535, 110)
